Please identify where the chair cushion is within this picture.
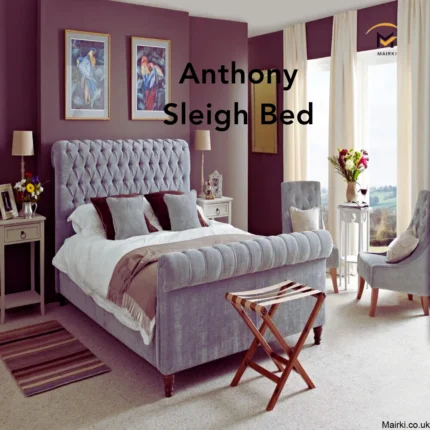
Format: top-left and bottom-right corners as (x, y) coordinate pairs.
(357, 252), (388, 284)
(289, 206), (320, 232)
(386, 228), (419, 263)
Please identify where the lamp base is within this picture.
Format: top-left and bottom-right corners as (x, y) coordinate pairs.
(198, 192), (206, 199)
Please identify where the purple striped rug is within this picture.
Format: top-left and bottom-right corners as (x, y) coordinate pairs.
(0, 320), (111, 397)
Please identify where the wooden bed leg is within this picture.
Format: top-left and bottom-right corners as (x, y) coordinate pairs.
(163, 374), (175, 397)
(421, 297), (429, 316)
(369, 288), (379, 317)
(313, 326), (323, 345)
(357, 276), (365, 300)
(330, 268), (339, 294)
(58, 294), (68, 306)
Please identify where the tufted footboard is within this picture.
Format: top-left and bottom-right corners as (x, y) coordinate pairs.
(155, 230), (332, 377)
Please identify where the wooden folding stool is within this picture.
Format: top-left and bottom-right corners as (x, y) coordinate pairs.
(225, 281), (325, 411)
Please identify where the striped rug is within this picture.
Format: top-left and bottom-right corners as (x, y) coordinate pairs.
(0, 320), (111, 397)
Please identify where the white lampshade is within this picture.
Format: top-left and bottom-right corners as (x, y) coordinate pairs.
(195, 130), (211, 151)
(12, 131), (34, 156)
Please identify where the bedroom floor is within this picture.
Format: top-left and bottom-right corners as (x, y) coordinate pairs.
(1, 277), (429, 430)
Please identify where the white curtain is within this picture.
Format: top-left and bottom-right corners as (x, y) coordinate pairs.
(397, 0), (430, 233)
(283, 23), (308, 181)
(328, 11), (357, 245)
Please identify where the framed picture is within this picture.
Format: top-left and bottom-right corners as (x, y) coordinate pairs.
(209, 171), (223, 198)
(65, 30), (110, 120)
(131, 37), (171, 120)
(0, 184), (18, 220)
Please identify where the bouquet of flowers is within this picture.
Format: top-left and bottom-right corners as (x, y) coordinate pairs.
(14, 172), (44, 203)
(328, 148), (369, 182)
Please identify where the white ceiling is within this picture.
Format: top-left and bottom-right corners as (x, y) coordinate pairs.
(113, 0), (394, 37)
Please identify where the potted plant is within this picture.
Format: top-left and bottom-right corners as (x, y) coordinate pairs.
(14, 172), (44, 218)
(328, 149), (369, 202)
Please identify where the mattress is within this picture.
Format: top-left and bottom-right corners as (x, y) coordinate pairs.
(53, 221), (251, 344)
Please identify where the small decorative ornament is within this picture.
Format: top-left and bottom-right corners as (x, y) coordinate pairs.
(14, 172), (44, 218)
(328, 149), (369, 203)
(209, 170), (223, 198)
(204, 180), (215, 200)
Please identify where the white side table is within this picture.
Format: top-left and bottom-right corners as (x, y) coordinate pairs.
(0, 215), (46, 324)
(196, 196), (233, 224)
(338, 206), (371, 289)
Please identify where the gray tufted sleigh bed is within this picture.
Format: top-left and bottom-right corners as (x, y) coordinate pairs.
(51, 138), (333, 397)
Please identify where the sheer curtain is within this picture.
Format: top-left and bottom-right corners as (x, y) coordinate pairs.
(397, 0), (430, 233)
(328, 11), (357, 245)
(283, 23), (308, 181)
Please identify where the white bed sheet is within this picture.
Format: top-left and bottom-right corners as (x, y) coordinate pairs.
(53, 221), (250, 344)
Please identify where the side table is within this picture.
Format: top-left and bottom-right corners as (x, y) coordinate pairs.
(338, 206), (371, 289)
(0, 214), (46, 324)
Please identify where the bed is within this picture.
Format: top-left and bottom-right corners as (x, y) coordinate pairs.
(51, 138), (332, 397)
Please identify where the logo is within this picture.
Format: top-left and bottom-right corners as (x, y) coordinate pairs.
(366, 23), (397, 48)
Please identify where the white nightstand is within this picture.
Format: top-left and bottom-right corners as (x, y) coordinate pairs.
(0, 215), (46, 324)
(197, 196), (233, 224)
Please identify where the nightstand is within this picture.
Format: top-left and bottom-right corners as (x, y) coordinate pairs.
(196, 196), (233, 224)
(0, 215), (45, 324)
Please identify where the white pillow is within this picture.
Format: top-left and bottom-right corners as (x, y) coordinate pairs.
(289, 206), (320, 232)
(67, 204), (104, 236)
(142, 196), (163, 231)
(386, 228), (419, 263)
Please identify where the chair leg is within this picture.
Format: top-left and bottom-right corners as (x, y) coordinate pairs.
(421, 297), (429, 316)
(357, 276), (365, 300)
(369, 288), (379, 317)
(329, 268), (339, 294)
(407, 294), (413, 301)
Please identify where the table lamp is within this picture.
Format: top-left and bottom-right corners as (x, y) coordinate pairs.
(12, 131), (34, 180)
(195, 130), (211, 198)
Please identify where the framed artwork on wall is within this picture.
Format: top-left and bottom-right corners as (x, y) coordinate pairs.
(131, 37), (171, 120)
(0, 184), (18, 220)
(65, 30), (110, 120)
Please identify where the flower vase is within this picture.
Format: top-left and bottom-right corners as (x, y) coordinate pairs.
(346, 182), (357, 203)
(23, 202), (37, 219)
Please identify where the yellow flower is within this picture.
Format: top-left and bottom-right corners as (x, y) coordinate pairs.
(26, 183), (35, 193)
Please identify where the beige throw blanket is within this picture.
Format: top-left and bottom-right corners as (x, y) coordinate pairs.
(108, 234), (254, 340)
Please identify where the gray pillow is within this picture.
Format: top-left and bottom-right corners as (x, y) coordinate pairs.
(106, 196), (149, 240)
(164, 190), (201, 231)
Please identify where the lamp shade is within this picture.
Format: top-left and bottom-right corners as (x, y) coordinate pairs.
(12, 131), (34, 156)
(195, 130), (211, 151)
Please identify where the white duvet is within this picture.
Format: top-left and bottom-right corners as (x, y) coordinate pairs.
(53, 221), (250, 344)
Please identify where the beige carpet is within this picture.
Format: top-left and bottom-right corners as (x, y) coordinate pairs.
(1, 279), (429, 430)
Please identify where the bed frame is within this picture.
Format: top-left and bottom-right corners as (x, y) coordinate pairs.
(51, 138), (330, 397)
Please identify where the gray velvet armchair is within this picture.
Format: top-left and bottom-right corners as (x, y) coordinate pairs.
(281, 181), (340, 293)
(357, 190), (430, 317)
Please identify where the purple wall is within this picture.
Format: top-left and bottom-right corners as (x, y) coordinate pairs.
(248, 31), (284, 236)
(358, 1), (397, 51)
(0, 0), (38, 294)
(189, 17), (248, 230)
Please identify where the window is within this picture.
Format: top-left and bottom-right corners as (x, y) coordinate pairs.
(357, 48), (397, 249)
(306, 49), (397, 249)
(307, 57), (331, 228)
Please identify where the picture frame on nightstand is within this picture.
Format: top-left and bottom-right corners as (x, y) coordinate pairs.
(209, 170), (223, 198)
(0, 184), (18, 220)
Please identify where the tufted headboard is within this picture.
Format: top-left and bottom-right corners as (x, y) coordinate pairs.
(51, 138), (190, 255)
